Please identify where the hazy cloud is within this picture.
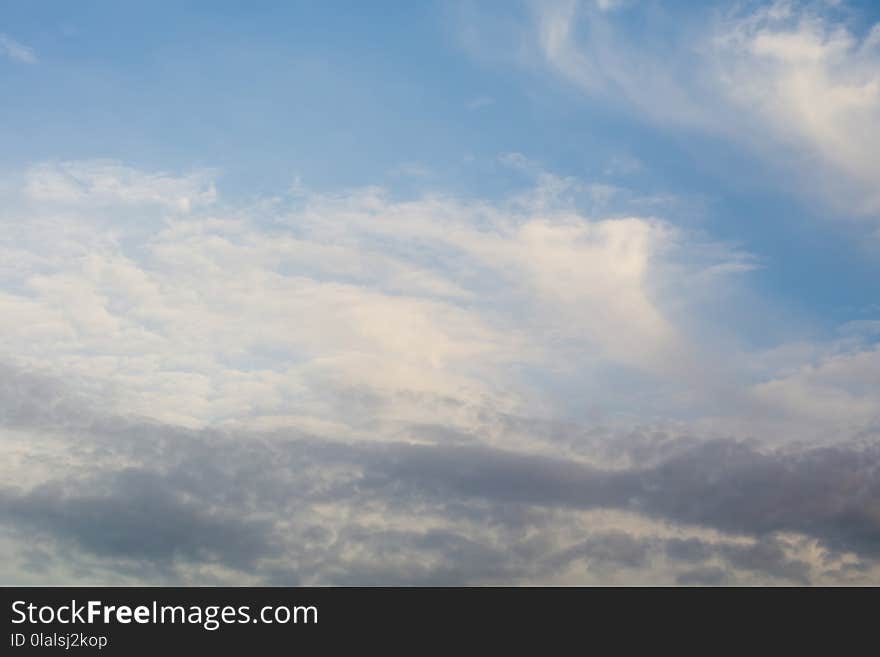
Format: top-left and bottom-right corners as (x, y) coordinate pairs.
(0, 34), (36, 64)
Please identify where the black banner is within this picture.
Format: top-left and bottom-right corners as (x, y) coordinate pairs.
(0, 586), (867, 653)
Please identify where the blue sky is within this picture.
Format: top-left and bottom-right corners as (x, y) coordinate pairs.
(1, 1), (880, 585)
(2, 0), (878, 330)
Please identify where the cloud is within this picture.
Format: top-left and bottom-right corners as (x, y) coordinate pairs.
(750, 345), (880, 431)
(549, 531), (652, 571)
(354, 438), (880, 562)
(0, 33), (36, 64)
(527, 0), (880, 216)
(715, 1), (880, 214)
(0, 469), (274, 570)
(1, 158), (878, 584)
(5, 350), (877, 570)
(0, 160), (871, 441)
(1, 158), (760, 438)
(24, 160), (217, 212)
(676, 567), (728, 586)
(2, 362), (877, 584)
(665, 537), (714, 562)
(719, 538), (811, 584)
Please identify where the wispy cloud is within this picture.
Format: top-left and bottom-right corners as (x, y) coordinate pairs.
(24, 160), (217, 212)
(525, 0), (880, 217)
(0, 33), (37, 64)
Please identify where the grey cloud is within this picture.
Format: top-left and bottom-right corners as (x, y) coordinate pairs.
(719, 539), (811, 585)
(6, 432), (866, 582)
(319, 528), (518, 586)
(6, 422), (880, 583)
(0, 362), (98, 433)
(667, 536), (811, 584)
(3, 362), (880, 583)
(0, 469), (274, 570)
(665, 538), (713, 563)
(357, 440), (880, 560)
(548, 531), (652, 571)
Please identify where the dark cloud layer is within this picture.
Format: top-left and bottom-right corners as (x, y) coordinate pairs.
(2, 362), (879, 584)
(354, 440), (880, 559)
(0, 470), (273, 570)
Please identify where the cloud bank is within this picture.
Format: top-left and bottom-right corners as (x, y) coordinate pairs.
(1, 157), (878, 584)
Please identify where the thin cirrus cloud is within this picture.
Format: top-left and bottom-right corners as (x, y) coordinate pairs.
(0, 157), (878, 584)
(0, 33), (36, 64)
(530, 0), (880, 217)
(24, 160), (217, 211)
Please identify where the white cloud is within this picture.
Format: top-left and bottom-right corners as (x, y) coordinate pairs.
(3, 158), (875, 447)
(0, 33), (36, 64)
(0, 159), (755, 443)
(528, 0), (880, 217)
(715, 2), (880, 214)
(751, 344), (880, 432)
(24, 160), (217, 212)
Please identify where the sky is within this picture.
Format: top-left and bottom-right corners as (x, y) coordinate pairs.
(1, 0), (879, 585)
